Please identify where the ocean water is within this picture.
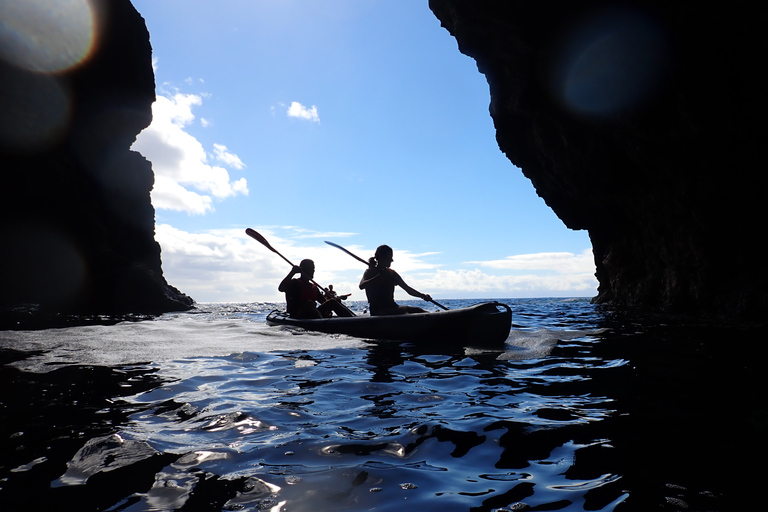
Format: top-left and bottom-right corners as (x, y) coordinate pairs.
(0, 298), (763, 511)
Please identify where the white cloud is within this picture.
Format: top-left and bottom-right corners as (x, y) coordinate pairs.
(213, 143), (245, 170)
(415, 268), (598, 297)
(289, 228), (357, 239)
(152, 176), (213, 214)
(131, 92), (248, 214)
(156, 225), (360, 303)
(287, 101), (320, 122)
(466, 249), (596, 274)
(156, 224), (282, 302)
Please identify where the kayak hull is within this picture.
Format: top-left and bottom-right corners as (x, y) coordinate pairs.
(266, 301), (512, 346)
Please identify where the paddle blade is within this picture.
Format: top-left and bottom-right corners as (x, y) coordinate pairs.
(246, 228), (275, 252)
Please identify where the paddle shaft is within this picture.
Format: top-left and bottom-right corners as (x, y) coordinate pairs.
(324, 240), (448, 311)
(324, 240), (369, 266)
(246, 228), (355, 316)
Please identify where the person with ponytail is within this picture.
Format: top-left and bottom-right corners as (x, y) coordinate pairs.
(359, 245), (433, 315)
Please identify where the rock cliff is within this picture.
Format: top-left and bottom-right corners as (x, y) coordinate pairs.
(0, 0), (193, 324)
(430, 0), (767, 319)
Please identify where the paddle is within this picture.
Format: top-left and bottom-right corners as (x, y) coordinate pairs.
(325, 240), (449, 311)
(246, 228), (355, 316)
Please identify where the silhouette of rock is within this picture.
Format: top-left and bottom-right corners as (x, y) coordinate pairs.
(430, 0), (766, 318)
(0, 0), (193, 322)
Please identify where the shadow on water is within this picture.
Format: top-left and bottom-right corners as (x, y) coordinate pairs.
(579, 315), (767, 511)
(0, 301), (765, 511)
(0, 349), (177, 511)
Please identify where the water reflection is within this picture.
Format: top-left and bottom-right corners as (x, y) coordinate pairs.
(0, 358), (170, 510)
(1, 300), (764, 510)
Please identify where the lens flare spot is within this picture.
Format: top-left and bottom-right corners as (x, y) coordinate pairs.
(0, 0), (96, 73)
(546, 7), (671, 118)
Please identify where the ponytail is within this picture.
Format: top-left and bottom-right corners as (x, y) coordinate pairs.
(371, 244), (393, 268)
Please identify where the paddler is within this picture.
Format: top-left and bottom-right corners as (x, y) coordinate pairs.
(279, 259), (351, 319)
(359, 245), (432, 315)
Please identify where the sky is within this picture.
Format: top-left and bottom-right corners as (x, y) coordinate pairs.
(127, 0), (598, 303)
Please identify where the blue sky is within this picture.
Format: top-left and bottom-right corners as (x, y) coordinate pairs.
(129, 0), (597, 303)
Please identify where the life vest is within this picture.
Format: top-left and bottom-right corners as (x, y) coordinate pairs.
(286, 278), (320, 317)
(297, 280), (319, 302)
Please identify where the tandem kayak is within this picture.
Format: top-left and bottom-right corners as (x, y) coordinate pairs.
(266, 301), (512, 346)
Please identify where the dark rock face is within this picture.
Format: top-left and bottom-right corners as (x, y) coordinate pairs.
(0, 0), (193, 320)
(430, 0), (767, 319)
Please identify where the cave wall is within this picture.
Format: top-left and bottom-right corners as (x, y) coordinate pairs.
(0, 0), (193, 320)
(429, 0), (767, 318)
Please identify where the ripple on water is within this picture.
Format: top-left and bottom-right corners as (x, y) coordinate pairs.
(1, 299), (758, 511)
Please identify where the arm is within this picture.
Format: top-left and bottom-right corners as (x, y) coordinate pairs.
(391, 270), (432, 302)
(278, 265), (302, 292)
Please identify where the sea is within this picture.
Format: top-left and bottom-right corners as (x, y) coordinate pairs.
(0, 298), (764, 512)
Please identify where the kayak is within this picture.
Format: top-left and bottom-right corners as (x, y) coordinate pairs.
(266, 301), (512, 346)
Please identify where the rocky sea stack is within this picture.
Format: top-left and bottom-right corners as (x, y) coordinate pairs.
(430, 0), (767, 319)
(0, 0), (193, 325)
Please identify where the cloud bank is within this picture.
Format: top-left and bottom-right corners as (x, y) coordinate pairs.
(156, 226), (598, 303)
(466, 250), (596, 274)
